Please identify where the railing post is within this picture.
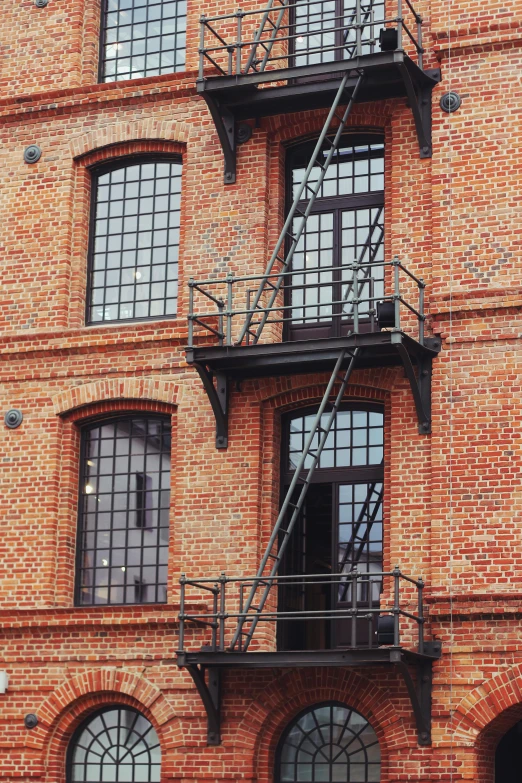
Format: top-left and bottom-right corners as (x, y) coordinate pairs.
(393, 256), (401, 331)
(211, 584), (219, 651)
(236, 10), (243, 75)
(355, 0), (362, 57)
(417, 16), (423, 69)
(179, 573), (186, 652)
(353, 265), (359, 333)
(418, 279), (425, 346)
(218, 572), (227, 651)
(418, 577), (425, 654)
(226, 273), (234, 346)
(397, 0), (403, 50)
(199, 17), (206, 79)
(393, 565), (400, 646)
(188, 278), (195, 348)
(351, 567), (358, 647)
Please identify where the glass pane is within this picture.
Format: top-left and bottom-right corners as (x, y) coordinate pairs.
(279, 704), (380, 782)
(101, 0), (187, 82)
(89, 161), (181, 324)
(70, 707), (161, 782)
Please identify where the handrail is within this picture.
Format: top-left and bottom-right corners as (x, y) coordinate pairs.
(187, 256), (426, 348)
(198, 0), (424, 80)
(178, 567), (426, 654)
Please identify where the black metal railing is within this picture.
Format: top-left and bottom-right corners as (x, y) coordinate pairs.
(187, 256), (425, 348)
(198, 0), (424, 80)
(178, 567), (426, 653)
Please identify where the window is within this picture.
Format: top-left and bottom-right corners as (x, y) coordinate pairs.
(100, 0), (186, 83)
(76, 415), (171, 606)
(276, 702), (380, 783)
(286, 135), (384, 342)
(280, 406), (383, 650)
(88, 158), (181, 324)
(68, 706), (161, 782)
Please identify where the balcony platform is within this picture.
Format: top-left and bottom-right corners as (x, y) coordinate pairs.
(186, 331), (441, 445)
(197, 50), (441, 181)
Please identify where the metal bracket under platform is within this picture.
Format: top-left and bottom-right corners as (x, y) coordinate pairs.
(177, 642), (442, 746)
(197, 53), (441, 183)
(187, 331), (441, 445)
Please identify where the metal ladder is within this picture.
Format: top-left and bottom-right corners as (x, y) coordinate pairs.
(236, 72), (364, 347)
(230, 346), (360, 651)
(244, 0), (290, 74)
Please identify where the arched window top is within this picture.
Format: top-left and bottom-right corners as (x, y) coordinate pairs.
(88, 156), (182, 324)
(287, 405), (384, 471)
(288, 133), (384, 200)
(68, 706), (161, 782)
(277, 702), (381, 783)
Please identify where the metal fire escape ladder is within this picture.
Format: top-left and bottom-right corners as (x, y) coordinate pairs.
(243, 0), (290, 74)
(230, 346), (360, 652)
(236, 72), (364, 347)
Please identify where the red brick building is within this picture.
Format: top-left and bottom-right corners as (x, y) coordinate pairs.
(0, 0), (521, 780)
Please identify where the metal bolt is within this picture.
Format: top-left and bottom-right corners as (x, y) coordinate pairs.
(23, 145), (42, 164)
(5, 409), (23, 429)
(24, 714), (38, 729)
(34, 0), (49, 6)
(440, 91), (461, 113)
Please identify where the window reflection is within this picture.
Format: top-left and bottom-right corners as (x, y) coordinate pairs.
(77, 416), (171, 606)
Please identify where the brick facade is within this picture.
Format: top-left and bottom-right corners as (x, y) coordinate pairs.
(1, 0), (521, 780)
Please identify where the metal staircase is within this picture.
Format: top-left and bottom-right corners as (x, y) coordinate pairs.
(237, 72), (364, 346)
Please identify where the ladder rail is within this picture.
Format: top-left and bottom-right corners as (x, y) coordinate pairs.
(244, 0), (289, 74)
(236, 72), (364, 346)
(229, 347), (360, 651)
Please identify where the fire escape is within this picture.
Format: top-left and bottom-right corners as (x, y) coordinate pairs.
(177, 0), (442, 748)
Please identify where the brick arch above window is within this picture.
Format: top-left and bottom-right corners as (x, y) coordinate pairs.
(236, 667), (409, 781)
(52, 377), (179, 417)
(69, 119), (190, 160)
(24, 668), (183, 776)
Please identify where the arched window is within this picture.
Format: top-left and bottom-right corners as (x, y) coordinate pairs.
(76, 415), (171, 606)
(280, 405), (383, 650)
(286, 134), (384, 342)
(87, 157), (181, 324)
(276, 702), (380, 782)
(68, 706), (161, 782)
(100, 0), (186, 83)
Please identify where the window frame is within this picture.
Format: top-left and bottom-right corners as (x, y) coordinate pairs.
(86, 153), (182, 326)
(98, 0), (187, 84)
(274, 701), (381, 783)
(74, 412), (172, 607)
(284, 133), (385, 342)
(66, 705), (161, 783)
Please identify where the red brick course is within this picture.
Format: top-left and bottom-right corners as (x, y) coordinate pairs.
(1, 0), (522, 780)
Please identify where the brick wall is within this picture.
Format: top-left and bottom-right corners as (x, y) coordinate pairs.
(1, 0), (522, 779)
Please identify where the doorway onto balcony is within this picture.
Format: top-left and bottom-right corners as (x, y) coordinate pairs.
(278, 404), (384, 651)
(285, 134), (385, 342)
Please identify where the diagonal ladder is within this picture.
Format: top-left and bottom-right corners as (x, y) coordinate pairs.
(230, 346), (360, 651)
(244, 0), (290, 74)
(236, 72), (364, 347)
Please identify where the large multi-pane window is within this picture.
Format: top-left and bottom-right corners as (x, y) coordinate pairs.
(100, 0), (186, 83)
(280, 405), (384, 650)
(292, 0), (386, 66)
(276, 703), (381, 782)
(287, 135), (384, 341)
(67, 706), (161, 782)
(76, 415), (171, 606)
(88, 158), (181, 324)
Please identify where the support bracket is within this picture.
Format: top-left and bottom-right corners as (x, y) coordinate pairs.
(187, 665), (222, 745)
(392, 334), (441, 434)
(194, 363), (229, 448)
(391, 641), (441, 745)
(201, 92), (237, 184)
(398, 65), (441, 158)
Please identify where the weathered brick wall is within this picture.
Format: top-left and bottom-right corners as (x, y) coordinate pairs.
(1, 0), (522, 779)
